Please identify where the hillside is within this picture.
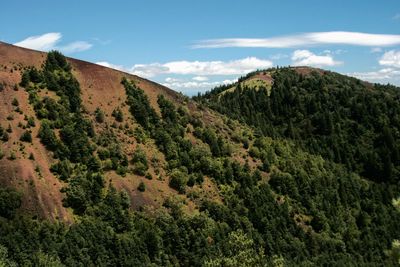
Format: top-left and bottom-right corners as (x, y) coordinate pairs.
(197, 66), (400, 183)
(0, 43), (399, 266)
(0, 42), (253, 220)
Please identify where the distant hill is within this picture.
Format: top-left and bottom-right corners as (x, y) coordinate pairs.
(0, 42), (399, 266)
(196, 66), (400, 183)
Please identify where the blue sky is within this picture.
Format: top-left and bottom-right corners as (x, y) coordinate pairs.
(2, 0), (400, 95)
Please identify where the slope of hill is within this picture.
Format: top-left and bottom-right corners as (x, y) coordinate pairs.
(196, 67), (400, 183)
(0, 42), (246, 220)
(0, 43), (399, 266)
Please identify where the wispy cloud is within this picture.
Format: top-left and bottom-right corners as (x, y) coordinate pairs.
(14, 32), (92, 54)
(193, 31), (400, 49)
(14, 32), (61, 51)
(96, 57), (273, 78)
(349, 50), (400, 83)
(291, 50), (342, 67)
(59, 41), (93, 53)
(393, 13), (400, 20)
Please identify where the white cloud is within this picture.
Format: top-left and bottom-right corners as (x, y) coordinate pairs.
(129, 63), (168, 78)
(58, 41), (92, 53)
(348, 50), (400, 84)
(193, 31), (400, 49)
(165, 77), (181, 83)
(14, 32), (92, 54)
(159, 57), (273, 76)
(370, 47), (382, 53)
(96, 57), (273, 78)
(349, 68), (400, 81)
(291, 49), (342, 67)
(379, 50), (400, 68)
(270, 53), (289, 60)
(393, 13), (400, 20)
(96, 61), (124, 71)
(192, 76), (209, 81)
(162, 79), (236, 89)
(14, 32), (61, 51)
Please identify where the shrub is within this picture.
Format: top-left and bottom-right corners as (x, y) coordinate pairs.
(116, 166), (128, 177)
(1, 132), (9, 142)
(8, 152), (16, 160)
(132, 148), (148, 166)
(27, 117), (35, 127)
(11, 98), (19, 106)
(133, 162), (147, 176)
(38, 121), (59, 151)
(50, 160), (73, 180)
(169, 168), (188, 193)
(0, 188), (22, 219)
(137, 181), (146, 192)
(20, 130), (32, 143)
(95, 107), (105, 123)
(112, 108), (124, 122)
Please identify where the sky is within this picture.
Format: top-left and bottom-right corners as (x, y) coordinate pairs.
(2, 0), (400, 95)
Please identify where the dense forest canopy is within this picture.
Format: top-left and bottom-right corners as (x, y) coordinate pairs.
(0, 54), (399, 266)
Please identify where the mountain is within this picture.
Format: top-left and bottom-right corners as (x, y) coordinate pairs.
(0, 42), (399, 266)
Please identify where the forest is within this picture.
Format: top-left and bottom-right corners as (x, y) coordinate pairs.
(0, 53), (399, 266)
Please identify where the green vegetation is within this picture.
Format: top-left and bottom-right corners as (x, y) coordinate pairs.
(19, 130), (32, 143)
(137, 181), (146, 192)
(197, 68), (400, 184)
(0, 188), (21, 219)
(112, 107), (124, 122)
(0, 55), (398, 266)
(132, 147), (148, 176)
(94, 107), (105, 123)
(11, 98), (19, 107)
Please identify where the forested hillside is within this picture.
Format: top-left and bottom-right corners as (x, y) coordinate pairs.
(0, 46), (399, 266)
(197, 67), (400, 184)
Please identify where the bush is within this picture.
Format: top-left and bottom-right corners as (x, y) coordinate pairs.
(95, 107), (105, 123)
(0, 188), (21, 219)
(50, 160), (72, 180)
(132, 148), (148, 166)
(116, 166), (128, 177)
(8, 152), (16, 160)
(137, 181), (146, 192)
(133, 162), (147, 176)
(145, 173), (153, 180)
(27, 117), (35, 127)
(38, 121), (59, 151)
(1, 132), (9, 142)
(20, 130), (32, 143)
(169, 168), (188, 193)
(112, 108), (124, 122)
(11, 98), (19, 107)
(132, 148), (148, 176)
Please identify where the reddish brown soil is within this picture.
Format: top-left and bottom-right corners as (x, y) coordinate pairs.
(0, 42), (230, 220)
